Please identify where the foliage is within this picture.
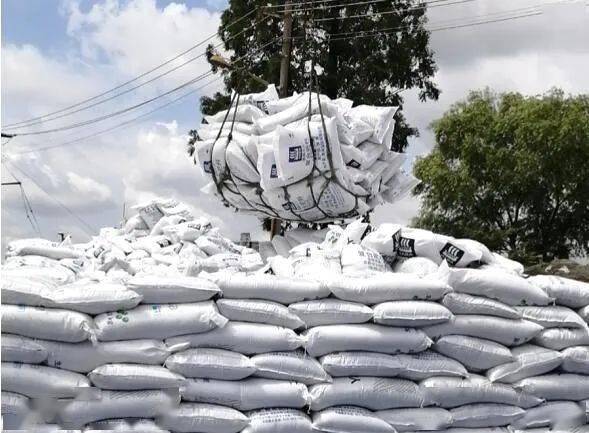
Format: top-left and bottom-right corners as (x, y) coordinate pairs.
(413, 89), (589, 263)
(200, 0), (440, 152)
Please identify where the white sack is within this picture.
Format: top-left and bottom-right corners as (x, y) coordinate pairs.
(561, 346), (589, 374)
(59, 389), (180, 428)
(127, 275), (220, 303)
(421, 375), (544, 408)
(534, 327), (589, 350)
(423, 315), (544, 346)
(303, 324), (432, 357)
(43, 282), (142, 314)
(288, 299), (373, 327)
(7, 238), (81, 259)
(396, 228), (483, 267)
(1, 304), (93, 343)
(375, 407), (453, 432)
(94, 302), (227, 341)
(1, 274), (55, 305)
(373, 301), (453, 327)
(347, 105), (398, 146)
(212, 272), (329, 304)
(516, 305), (588, 328)
(251, 350), (331, 384)
(85, 418), (169, 432)
(360, 223), (402, 266)
(205, 103), (266, 124)
(433, 335), (514, 371)
(528, 275), (589, 308)
(1, 333), (48, 363)
(42, 339), (171, 373)
(510, 401), (587, 430)
(241, 408), (313, 433)
(579, 305), (589, 322)
(180, 378), (309, 410)
(444, 266), (553, 306)
(263, 175), (367, 221)
(320, 352), (403, 378)
(393, 257), (439, 277)
(165, 348), (256, 380)
(237, 84), (279, 111)
(450, 403), (525, 427)
(88, 363), (185, 390)
(309, 377), (424, 410)
(312, 406), (396, 433)
(442, 293), (522, 320)
(394, 351), (468, 380)
(340, 243), (387, 275)
(216, 298), (304, 329)
(514, 374), (589, 400)
(1, 391), (30, 430)
(165, 321), (304, 354)
(157, 402), (248, 433)
(486, 344), (562, 384)
(273, 117), (345, 185)
(1, 362), (90, 398)
(327, 273), (452, 304)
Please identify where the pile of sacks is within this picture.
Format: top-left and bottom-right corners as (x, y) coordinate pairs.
(188, 84), (417, 221)
(2, 198), (589, 433)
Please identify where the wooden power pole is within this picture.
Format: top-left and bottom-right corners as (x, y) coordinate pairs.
(271, 0), (294, 238)
(279, 0), (293, 98)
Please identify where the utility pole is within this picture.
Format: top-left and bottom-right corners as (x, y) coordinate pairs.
(270, 0), (294, 239)
(279, 0), (293, 98)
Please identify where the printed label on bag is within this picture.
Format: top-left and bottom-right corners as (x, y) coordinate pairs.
(288, 146), (303, 162)
(439, 242), (464, 266)
(397, 237), (416, 258)
(270, 164), (278, 178)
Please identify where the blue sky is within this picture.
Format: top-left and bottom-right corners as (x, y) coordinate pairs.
(1, 0), (588, 250)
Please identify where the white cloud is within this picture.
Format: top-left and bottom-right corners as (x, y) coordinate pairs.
(66, 172), (112, 201)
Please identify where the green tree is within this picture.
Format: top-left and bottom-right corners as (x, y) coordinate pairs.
(413, 89), (589, 263)
(201, 0), (440, 152)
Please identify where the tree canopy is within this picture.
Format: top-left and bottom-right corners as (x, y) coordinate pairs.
(414, 89), (589, 263)
(200, 0), (440, 152)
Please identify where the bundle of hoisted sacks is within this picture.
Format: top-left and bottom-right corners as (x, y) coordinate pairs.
(2, 198), (589, 433)
(188, 84), (418, 222)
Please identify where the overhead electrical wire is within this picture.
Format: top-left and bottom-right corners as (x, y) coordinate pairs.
(1, 162), (42, 236)
(2, 12), (265, 132)
(313, 0), (475, 22)
(6, 35), (280, 138)
(1, 6), (260, 130)
(4, 159), (97, 235)
(326, 8), (542, 41)
(9, 37), (282, 155)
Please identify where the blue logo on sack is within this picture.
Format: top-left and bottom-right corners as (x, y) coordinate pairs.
(270, 164), (278, 178)
(289, 146), (303, 162)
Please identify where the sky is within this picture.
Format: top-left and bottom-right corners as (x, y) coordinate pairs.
(1, 0), (588, 251)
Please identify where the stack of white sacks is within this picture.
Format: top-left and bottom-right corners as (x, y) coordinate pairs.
(2, 198), (589, 433)
(189, 84), (418, 221)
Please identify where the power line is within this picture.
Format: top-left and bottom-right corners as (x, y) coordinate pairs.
(2, 16), (268, 132)
(325, 8), (542, 42)
(8, 37), (281, 154)
(1, 6), (260, 130)
(313, 0), (474, 22)
(12, 75), (223, 155)
(271, 0), (458, 14)
(2, 163), (42, 236)
(6, 36), (280, 138)
(4, 160), (96, 235)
